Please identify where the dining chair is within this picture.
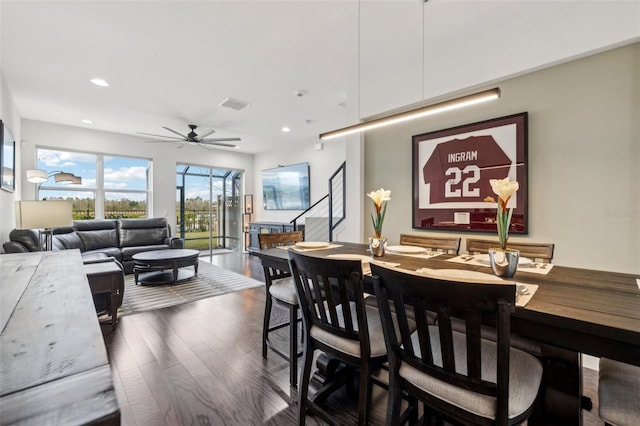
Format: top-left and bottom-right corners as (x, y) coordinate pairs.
(258, 231), (304, 388)
(459, 238), (555, 356)
(466, 238), (554, 263)
(370, 263), (543, 426)
(598, 358), (640, 426)
(288, 249), (390, 426)
(399, 234), (461, 255)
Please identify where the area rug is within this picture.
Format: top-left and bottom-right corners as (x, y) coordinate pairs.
(119, 261), (263, 316)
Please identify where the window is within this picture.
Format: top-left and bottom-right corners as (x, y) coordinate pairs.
(36, 148), (150, 219)
(104, 156), (150, 218)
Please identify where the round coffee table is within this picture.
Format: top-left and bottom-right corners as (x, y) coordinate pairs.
(133, 249), (199, 285)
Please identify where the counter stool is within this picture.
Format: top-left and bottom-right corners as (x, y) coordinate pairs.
(84, 259), (125, 329)
(258, 231), (304, 388)
(599, 358), (640, 426)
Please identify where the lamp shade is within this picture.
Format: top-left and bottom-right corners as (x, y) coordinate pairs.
(54, 172), (75, 184)
(26, 169), (48, 183)
(15, 200), (73, 229)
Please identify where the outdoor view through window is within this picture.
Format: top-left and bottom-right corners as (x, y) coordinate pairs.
(36, 148), (150, 219)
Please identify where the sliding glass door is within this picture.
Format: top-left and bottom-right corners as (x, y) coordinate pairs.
(176, 165), (242, 255)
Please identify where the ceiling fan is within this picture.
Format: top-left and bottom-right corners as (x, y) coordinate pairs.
(137, 124), (240, 149)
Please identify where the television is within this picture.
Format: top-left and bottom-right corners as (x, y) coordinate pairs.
(262, 162), (310, 210)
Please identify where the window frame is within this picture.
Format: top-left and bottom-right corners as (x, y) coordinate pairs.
(36, 147), (152, 219)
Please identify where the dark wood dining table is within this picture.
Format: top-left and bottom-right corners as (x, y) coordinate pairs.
(254, 241), (640, 425)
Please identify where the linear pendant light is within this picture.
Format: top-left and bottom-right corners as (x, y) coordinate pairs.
(319, 87), (501, 140)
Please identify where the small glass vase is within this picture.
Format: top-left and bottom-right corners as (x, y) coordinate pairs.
(368, 237), (387, 257)
(488, 248), (519, 278)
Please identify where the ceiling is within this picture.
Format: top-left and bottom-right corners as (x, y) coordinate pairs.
(1, 1), (638, 154)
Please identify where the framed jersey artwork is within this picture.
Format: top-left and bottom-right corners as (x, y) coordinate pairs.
(412, 112), (528, 234)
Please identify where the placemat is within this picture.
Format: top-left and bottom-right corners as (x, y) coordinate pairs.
(387, 251), (445, 260)
(276, 243), (343, 252)
(363, 260), (402, 276)
(515, 283), (539, 307)
(326, 254), (400, 275)
(415, 267), (538, 307)
(446, 255), (554, 275)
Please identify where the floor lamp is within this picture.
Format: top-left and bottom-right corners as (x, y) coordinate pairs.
(26, 169), (82, 199)
(15, 200), (73, 251)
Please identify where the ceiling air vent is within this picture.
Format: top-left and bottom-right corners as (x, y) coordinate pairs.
(220, 97), (249, 111)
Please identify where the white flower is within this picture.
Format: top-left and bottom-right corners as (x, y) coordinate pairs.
(367, 188), (391, 238)
(488, 177), (519, 250)
(490, 177), (519, 204)
(367, 188), (391, 210)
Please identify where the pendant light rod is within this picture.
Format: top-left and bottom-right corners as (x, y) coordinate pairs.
(319, 87), (501, 140)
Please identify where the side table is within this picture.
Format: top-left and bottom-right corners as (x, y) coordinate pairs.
(84, 260), (125, 329)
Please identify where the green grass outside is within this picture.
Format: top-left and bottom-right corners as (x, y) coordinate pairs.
(182, 231), (219, 250)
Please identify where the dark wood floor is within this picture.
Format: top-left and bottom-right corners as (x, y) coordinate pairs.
(101, 252), (603, 425)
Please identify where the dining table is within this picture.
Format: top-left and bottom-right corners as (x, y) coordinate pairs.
(253, 241), (640, 426)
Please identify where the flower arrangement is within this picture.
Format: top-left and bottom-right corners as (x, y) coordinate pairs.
(484, 177), (519, 250)
(367, 188), (391, 238)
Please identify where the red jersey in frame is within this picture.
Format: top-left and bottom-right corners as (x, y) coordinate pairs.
(422, 135), (511, 204)
(412, 112), (528, 234)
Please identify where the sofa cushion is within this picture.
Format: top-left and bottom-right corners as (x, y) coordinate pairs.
(83, 247), (122, 261)
(74, 219), (118, 231)
(74, 219), (119, 251)
(8, 229), (41, 251)
(52, 227), (83, 251)
(118, 218), (169, 247)
(81, 252), (110, 263)
(78, 230), (119, 251)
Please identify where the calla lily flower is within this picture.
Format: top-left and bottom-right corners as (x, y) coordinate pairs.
(488, 177), (519, 250)
(490, 178), (519, 212)
(367, 188), (391, 209)
(367, 188), (391, 238)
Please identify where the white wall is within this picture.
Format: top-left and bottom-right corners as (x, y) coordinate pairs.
(358, 1), (640, 119)
(0, 69), (22, 248)
(20, 120), (255, 233)
(253, 138), (346, 226)
(362, 43), (639, 274)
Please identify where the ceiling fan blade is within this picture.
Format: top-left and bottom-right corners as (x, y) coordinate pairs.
(198, 143), (214, 151)
(201, 137), (241, 142)
(197, 129), (216, 139)
(162, 126), (189, 139)
(143, 139), (186, 143)
(200, 141), (240, 148)
(137, 132), (184, 140)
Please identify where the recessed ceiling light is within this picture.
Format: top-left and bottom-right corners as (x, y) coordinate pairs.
(90, 78), (110, 87)
(281, 127), (291, 132)
(81, 119), (94, 124)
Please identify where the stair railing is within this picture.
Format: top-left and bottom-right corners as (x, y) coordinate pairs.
(290, 161), (346, 242)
